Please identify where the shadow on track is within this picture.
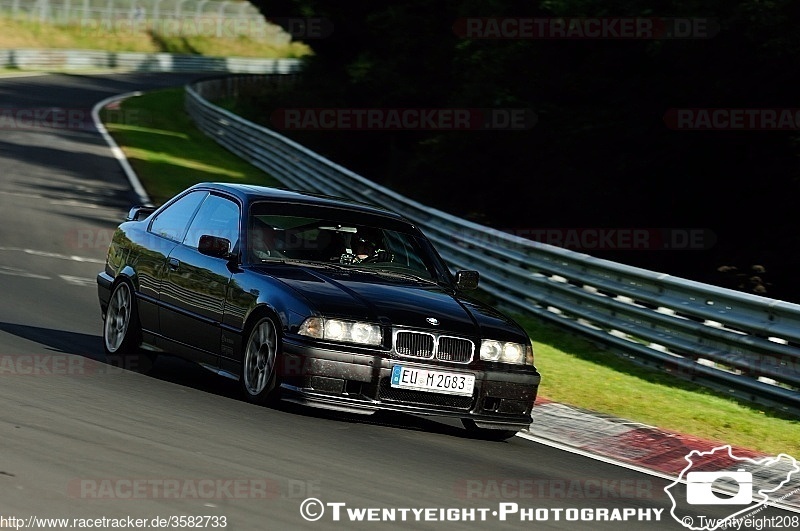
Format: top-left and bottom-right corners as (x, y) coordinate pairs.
(146, 354), (478, 441)
(0, 321), (484, 441)
(0, 322), (104, 360)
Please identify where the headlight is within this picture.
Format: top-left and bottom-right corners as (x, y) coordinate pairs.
(298, 317), (382, 346)
(480, 340), (534, 365)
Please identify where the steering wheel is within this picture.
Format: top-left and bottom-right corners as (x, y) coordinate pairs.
(359, 249), (392, 263)
(339, 249), (392, 264)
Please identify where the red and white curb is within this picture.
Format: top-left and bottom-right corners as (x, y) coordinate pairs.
(520, 397), (799, 513)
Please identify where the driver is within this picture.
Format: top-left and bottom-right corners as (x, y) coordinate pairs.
(354, 236), (378, 261)
(340, 228), (388, 264)
(250, 219), (278, 260)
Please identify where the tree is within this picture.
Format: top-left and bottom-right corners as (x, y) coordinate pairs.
(245, 0), (800, 300)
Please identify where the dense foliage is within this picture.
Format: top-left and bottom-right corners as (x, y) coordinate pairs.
(249, 0), (800, 301)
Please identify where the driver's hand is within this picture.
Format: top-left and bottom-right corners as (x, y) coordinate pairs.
(339, 253), (361, 264)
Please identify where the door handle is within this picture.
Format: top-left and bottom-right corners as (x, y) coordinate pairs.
(168, 258), (180, 271)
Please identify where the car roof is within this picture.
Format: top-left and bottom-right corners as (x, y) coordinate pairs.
(190, 182), (407, 221)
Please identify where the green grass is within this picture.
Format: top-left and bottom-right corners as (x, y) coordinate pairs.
(101, 88), (280, 204)
(516, 313), (800, 456)
(100, 87), (800, 457)
(0, 15), (311, 59)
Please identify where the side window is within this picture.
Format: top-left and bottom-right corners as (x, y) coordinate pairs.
(149, 191), (207, 242)
(183, 194), (241, 249)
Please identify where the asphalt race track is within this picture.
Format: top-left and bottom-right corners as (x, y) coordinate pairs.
(0, 73), (796, 530)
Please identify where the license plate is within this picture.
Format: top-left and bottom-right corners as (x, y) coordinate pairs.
(390, 365), (475, 396)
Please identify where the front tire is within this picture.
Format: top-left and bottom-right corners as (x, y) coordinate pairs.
(240, 315), (281, 405)
(461, 419), (519, 441)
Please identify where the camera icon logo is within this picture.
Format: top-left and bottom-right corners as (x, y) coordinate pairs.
(685, 469), (753, 505)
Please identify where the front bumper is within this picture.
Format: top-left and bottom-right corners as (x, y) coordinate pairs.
(280, 338), (540, 431)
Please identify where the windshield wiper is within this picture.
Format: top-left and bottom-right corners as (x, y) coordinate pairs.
(348, 267), (441, 286)
(284, 259), (349, 270)
(261, 259), (442, 285)
(256, 258), (342, 269)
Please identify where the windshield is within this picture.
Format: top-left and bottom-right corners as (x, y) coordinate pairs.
(247, 202), (443, 281)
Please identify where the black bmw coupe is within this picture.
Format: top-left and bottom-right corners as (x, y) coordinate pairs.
(97, 183), (540, 440)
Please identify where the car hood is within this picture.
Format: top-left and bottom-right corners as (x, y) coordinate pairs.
(255, 264), (527, 341)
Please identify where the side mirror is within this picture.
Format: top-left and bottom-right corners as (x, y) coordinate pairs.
(198, 235), (232, 259)
(126, 206), (156, 221)
(455, 270), (479, 290)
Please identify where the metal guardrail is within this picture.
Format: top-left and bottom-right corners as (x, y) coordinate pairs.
(0, 49), (303, 73)
(185, 75), (800, 416)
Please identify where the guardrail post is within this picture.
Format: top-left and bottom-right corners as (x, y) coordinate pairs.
(38, 0), (49, 23)
(103, 0), (112, 28)
(151, 0), (161, 33)
(216, 0), (228, 38)
(175, 0), (188, 21)
(80, 0), (89, 27)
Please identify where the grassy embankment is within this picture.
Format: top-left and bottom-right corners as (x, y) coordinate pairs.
(100, 89), (280, 203)
(101, 88), (800, 456)
(0, 15), (310, 60)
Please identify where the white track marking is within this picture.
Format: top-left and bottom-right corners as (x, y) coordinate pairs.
(59, 275), (96, 287)
(92, 91), (152, 206)
(0, 266), (51, 280)
(0, 190), (45, 200)
(0, 247), (104, 264)
(48, 199), (104, 209)
(0, 72), (49, 79)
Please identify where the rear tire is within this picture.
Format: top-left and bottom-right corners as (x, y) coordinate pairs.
(240, 315), (281, 405)
(461, 419), (518, 441)
(103, 281), (154, 373)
